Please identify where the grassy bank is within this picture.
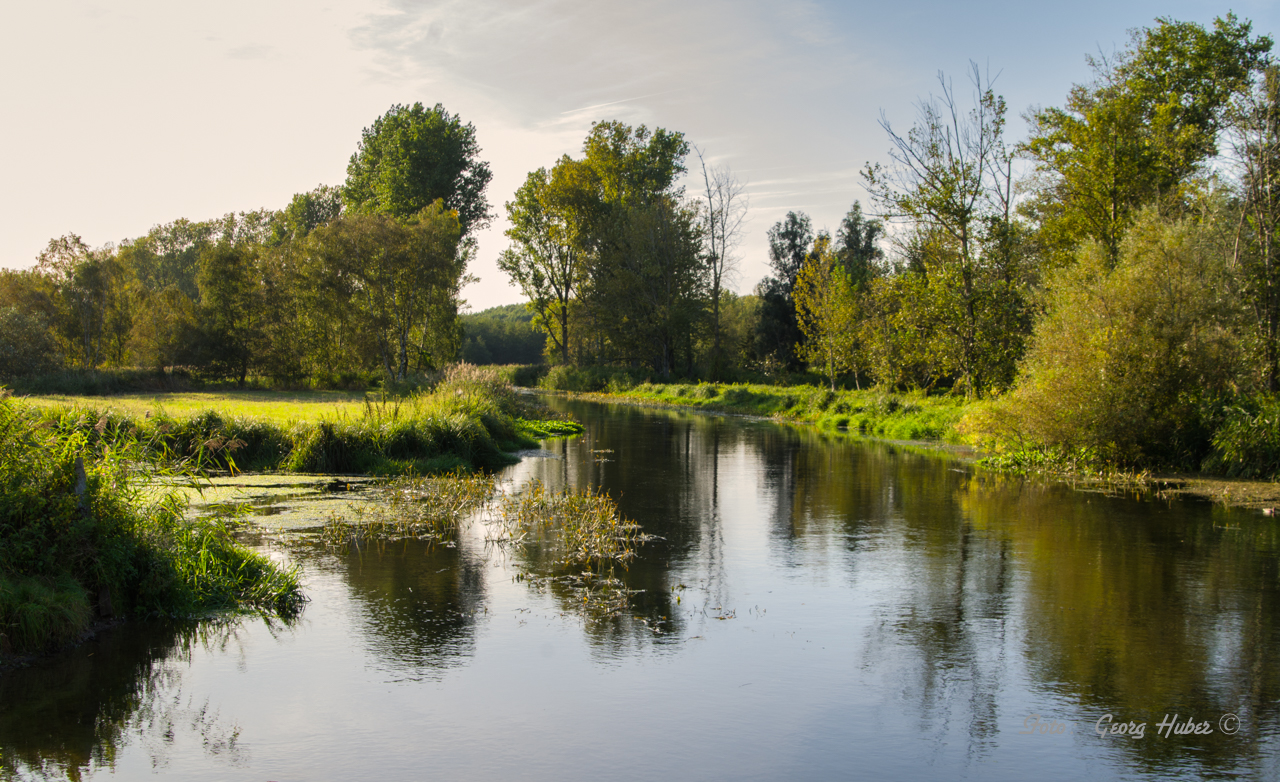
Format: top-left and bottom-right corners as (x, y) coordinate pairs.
(546, 377), (970, 442)
(17, 366), (583, 477)
(0, 392), (304, 662)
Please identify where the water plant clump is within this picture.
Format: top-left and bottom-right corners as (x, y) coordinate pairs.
(320, 473), (494, 547)
(492, 480), (653, 568)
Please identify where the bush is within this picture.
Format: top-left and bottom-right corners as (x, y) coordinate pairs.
(971, 212), (1239, 469)
(1203, 395), (1280, 479)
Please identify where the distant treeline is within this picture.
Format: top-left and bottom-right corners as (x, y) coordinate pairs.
(460, 304), (545, 365)
(0, 103), (490, 388)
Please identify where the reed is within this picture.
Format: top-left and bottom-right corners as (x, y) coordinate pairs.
(0, 392), (304, 660)
(321, 473), (494, 546)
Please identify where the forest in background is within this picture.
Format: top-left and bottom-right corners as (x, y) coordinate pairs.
(4, 13), (1280, 475)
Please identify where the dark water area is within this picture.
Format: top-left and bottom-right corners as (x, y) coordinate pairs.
(3, 398), (1280, 780)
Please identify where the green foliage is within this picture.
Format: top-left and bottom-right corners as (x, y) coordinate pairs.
(1203, 395), (1280, 479)
(342, 102), (493, 235)
(539, 365), (651, 393)
(969, 211), (1240, 469)
(22, 364), (579, 479)
(863, 64), (1024, 398)
(304, 203), (464, 380)
(460, 304), (546, 365)
(578, 380), (967, 441)
(0, 307), (61, 379)
(795, 235), (861, 390)
(0, 393), (303, 657)
(1021, 14), (1272, 266)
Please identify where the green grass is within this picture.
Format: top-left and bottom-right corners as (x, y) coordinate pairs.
(18, 389), (369, 422)
(0, 393), (305, 660)
(565, 381), (971, 443)
(16, 366), (583, 477)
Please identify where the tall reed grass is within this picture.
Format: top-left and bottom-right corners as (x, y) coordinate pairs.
(0, 392), (303, 660)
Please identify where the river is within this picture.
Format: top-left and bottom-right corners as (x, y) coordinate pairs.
(2, 397), (1278, 780)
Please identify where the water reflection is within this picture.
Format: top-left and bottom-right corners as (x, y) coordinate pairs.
(291, 540), (485, 680)
(0, 618), (280, 780)
(4, 398), (1279, 780)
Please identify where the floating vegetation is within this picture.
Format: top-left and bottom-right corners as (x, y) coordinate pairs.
(491, 480), (653, 568)
(489, 481), (657, 619)
(313, 472), (655, 619)
(320, 473), (494, 547)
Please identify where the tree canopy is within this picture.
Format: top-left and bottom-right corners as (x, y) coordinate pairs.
(343, 103), (493, 236)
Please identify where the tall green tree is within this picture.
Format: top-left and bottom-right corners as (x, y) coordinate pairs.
(197, 242), (266, 386)
(1231, 62), (1280, 391)
(37, 235), (133, 370)
(795, 234), (860, 390)
(833, 201), (884, 291)
(755, 211), (813, 370)
(498, 163), (588, 364)
(1021, 14), (1271, 267)
(342, 103), (493, 236)
(863, 64), (1017, 396)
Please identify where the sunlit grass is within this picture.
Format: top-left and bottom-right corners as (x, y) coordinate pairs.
(19, 389), (368, 423)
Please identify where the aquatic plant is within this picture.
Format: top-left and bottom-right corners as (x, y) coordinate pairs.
(492, 480), (652, 568)
(321, 473), (494, 546)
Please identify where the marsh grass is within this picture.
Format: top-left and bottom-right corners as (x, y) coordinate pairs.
(317, 471), (652, 618)
(20, 365), (582, 477)
(0, 393), (304, 659)
(491, 480), (652, 568)
(321, 473), (494, 546)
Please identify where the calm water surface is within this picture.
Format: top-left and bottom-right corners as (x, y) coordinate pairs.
(3, 398), (1279, 781)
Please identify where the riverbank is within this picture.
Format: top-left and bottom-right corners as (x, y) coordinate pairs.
(15, 368), (583, 477)
(1, 367), (583, 664)
(552, 381), (969, 442)
(542, 380), (1280, 512)
(0, 391), (304, 664)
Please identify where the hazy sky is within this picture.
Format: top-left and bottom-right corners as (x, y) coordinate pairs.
(3, 1), (1276, 310)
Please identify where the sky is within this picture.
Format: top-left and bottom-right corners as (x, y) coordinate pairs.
(2, 0), (1277, 311)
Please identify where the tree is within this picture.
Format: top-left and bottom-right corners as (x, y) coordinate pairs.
(197, 242), (266, 386)
(755, 212), (813, 369)
(0, 307), (61, 378)
(990, 210), (1239, 467)
(306, 202), (464, 381)
(696, 148), (748, 378)
(498, 163), (588, 364)
(269, 185), (342, 246)
(1231, 62), (1280, 391)
(795, 235), (860, 390)
(593, 196), (705, 376)
(863, 63), (1016, 397)
(342, 103), (493, 236)
(833, 201), (884, 291)
(1021, 14), (1272, 267)
(37, 235), (132, 370)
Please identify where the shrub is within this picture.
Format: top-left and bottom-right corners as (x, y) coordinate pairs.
(973, 212), (1239, 469)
